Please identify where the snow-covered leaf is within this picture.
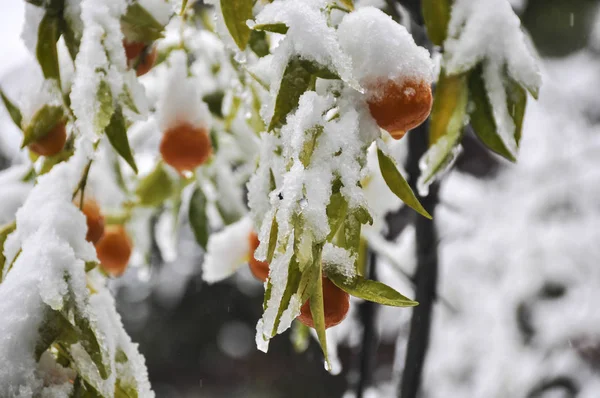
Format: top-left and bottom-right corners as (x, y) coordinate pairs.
(418, 70), (468, 192)
(377, 147), (431, 219)
(96, 80), (115, 135)
(422, 0), (451, 46)
(266, 216), (278, 264)
(0, 222), (16, 279)
(105, 106), (138, 174)
(252, 22), (289, 35)
(21, 105), (64, 148)
(220, 0), (253, 50)
(121, 3), (165, 42)
(135, 163), (174, 207)
(468, 66), (516, 162)
(328, 272), (418, 307)
(36, 12), (61, 81)
(0, 88), (23, 129)
(325, 183), (348, 241)
(270, 254), (301, 336)
(268, 58), (314, 131)
(189, 186), (209, 250)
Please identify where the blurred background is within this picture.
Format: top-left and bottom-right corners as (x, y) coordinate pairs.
(1, 0), (600, 397)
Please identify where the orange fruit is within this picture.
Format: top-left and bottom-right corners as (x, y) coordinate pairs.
(29, 121), (66, 157)
(159, 122), (212, 174)
(77, 197), (105, 244)
(297, 277), (350, 329)
(248, 231), (269, 282)
(95, 225), (132, 277)
(366, 78), (432, 139)
(123, 40), (157, 77)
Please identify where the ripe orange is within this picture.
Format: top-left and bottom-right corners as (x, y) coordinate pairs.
(366, 78), (432, 139)
(78, 197), (105, 244)
(248, 231), (269, 282)
(159, 122), (212, 174)
(123, 40), (157, 77)
(29, 121), (66, 157)
(95, 225), (132, 277)
(297, 277), (350, 329)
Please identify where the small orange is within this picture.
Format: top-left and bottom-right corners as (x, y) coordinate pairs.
(29, 121), (67, 157)
(248, 231), (269, 282)
(75, 197), (105, 244)
(366, 78), (432, 139)
(95, 225), (132, 277)
(123, 40), (157, 77)
(159, 122), (212, 174)
(297, 277), (350, 329)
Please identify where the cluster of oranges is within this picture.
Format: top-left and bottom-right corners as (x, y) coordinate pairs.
(248, 232), (350, 329)
(80, 198), (132, 277)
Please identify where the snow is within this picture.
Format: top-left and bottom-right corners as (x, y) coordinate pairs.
(337, 7), (434, 95)
(322, 243), (356, 280)
(202, 216), (253, 284)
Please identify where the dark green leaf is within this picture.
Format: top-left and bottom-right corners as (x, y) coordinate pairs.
(203, 91), (225, 118)
(135, 163), (174, 207)
(377, 148), (432, 219)
(506, 77), (527, 146)
(249, 30), (270, 57)
(95, 80), (115, 134)
(36, 13), (61, 81)
(268, 58), (313, 131)
(300, 61), (339, 80)
(221, 0), (254, 50)
(422, 0), (450, 46)
(21, 105), (64, 148)
(468, 66), (516, 162)
(189, 186), (209, 250)
(252, 22), (289, 35)
(105, 106), (138, 173)
(329, 273), (418, 307)
(121, 3), (165, 42)
(0, 88), (23, 129)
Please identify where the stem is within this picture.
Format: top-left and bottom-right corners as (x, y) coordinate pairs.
(400, 119), (439, 398)
(356, 249), (378, 398)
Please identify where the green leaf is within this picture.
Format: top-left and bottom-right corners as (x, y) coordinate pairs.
(291, 321), (310, 353)
(74, 311), (110, 380)
(135, 163), (174, 207)
(269, 58), (314, 131)
(422, 0), (450, 46)
(119, 85), (140, 115)
(339, 212), (362, 256)
(21, 105), (64, 148)
(203, 91), (225, 118)
(189, 186), (209, 250)
(249, 30), (270, 57)
(40, 147), (74, 175)
(506, 77), (527, 146)
(271, 255), (302, 336)
(36, 13), (61, 81)
(105, 106), (138, 174)
(377, 148), (432, 219)
(309, 261), (330, 370)
(297, 243), (322, 303)
(0, 221), (17, 282)
(300, 61), (339, 80)
(468, 66), (516, 162)
(252, 22), (289, 35)
(221, 0), (254, 50)
(60, 16), (80, 61)
(121, 3), (165, 42)
(35, 307), (77, 361)
(266, 216), (278, 264)
(419, 70), (468, 187)
(329, 273), (418, 307)
(326, 180), (348, 241)
(0, 88), (23, 129)
(95, 80), (115, 134)
(299, 125), (323, 167)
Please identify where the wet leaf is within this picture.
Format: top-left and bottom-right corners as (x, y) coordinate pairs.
(329, 273), (418, 307)
(105, 106), (138, 173)
(221, 0), (254, 50)
(377, 147), (432, 219)
(189, 186), (209, 250)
